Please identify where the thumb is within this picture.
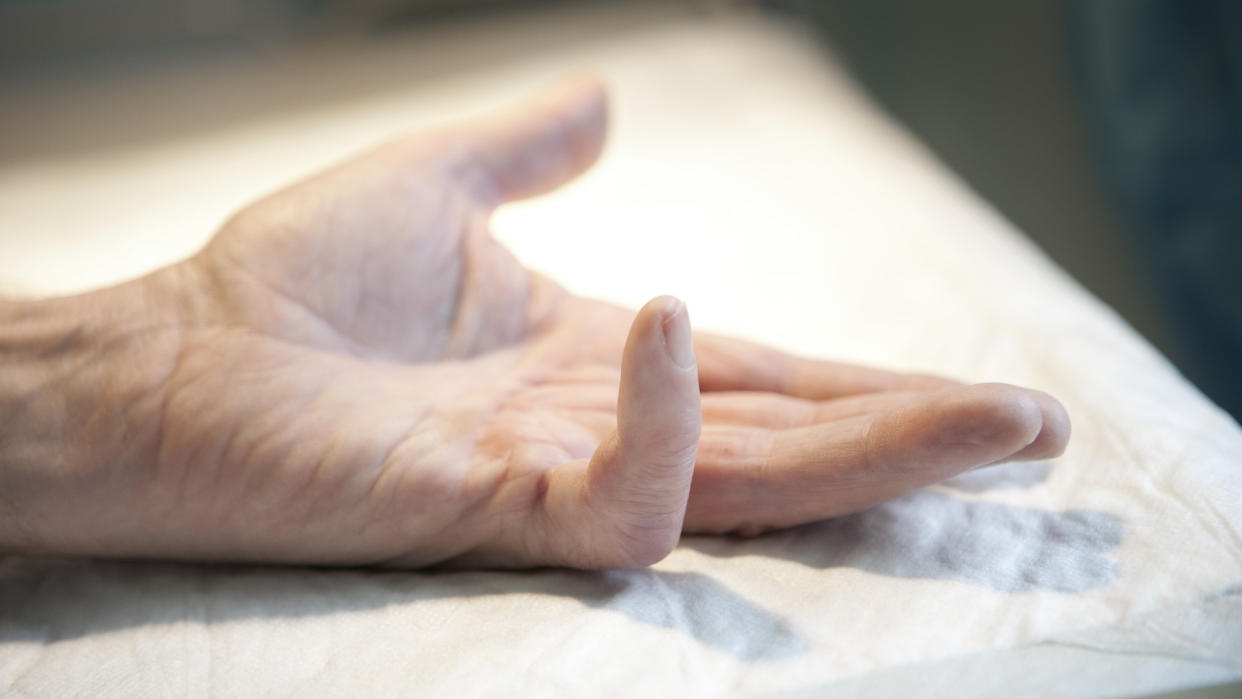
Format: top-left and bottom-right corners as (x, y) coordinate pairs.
(454, 75), (608, 206)
(553, 296), (701, 568)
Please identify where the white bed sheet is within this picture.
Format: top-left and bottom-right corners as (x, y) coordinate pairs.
(2, 6), (1240, 697)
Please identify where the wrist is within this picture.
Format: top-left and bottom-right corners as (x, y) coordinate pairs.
(0, 265), (200, 553)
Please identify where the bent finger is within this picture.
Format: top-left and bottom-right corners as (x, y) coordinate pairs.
(540, 296), (701, 567)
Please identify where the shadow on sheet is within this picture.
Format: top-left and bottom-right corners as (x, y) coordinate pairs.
(0, 560), (807, 660)
(687, 462), (1122, 594)
(0, 461), (1120, 661)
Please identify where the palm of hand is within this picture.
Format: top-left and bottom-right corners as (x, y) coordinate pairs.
(145, 80), (1068, 569)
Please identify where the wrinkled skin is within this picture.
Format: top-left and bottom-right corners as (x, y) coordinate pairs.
(0, 79), (1068, 569)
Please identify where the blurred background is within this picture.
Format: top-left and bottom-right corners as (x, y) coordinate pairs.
(1, 0), (1238, 421)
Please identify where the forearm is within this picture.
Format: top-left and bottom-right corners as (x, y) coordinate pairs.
(0, 269), (194, 553)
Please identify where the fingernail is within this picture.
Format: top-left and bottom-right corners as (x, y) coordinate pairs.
(661, 299), (696, 369)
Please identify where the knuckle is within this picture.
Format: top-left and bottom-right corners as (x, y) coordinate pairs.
(609, 521), (680, 568)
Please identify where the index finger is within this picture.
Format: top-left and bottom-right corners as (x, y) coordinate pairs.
(693, 331), (957, 399)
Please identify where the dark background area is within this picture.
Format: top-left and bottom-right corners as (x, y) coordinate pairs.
(764, 0), (1168, 350)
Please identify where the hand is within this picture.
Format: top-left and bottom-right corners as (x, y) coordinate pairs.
(0, 79), (1068, 569)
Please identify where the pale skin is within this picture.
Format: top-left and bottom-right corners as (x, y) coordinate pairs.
(0, 79), (1069, 569)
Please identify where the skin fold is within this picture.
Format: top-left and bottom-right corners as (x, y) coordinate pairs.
(0, 78), (1069, 569)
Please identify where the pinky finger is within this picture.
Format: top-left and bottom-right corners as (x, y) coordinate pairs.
(684, 383), (1045, 535)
